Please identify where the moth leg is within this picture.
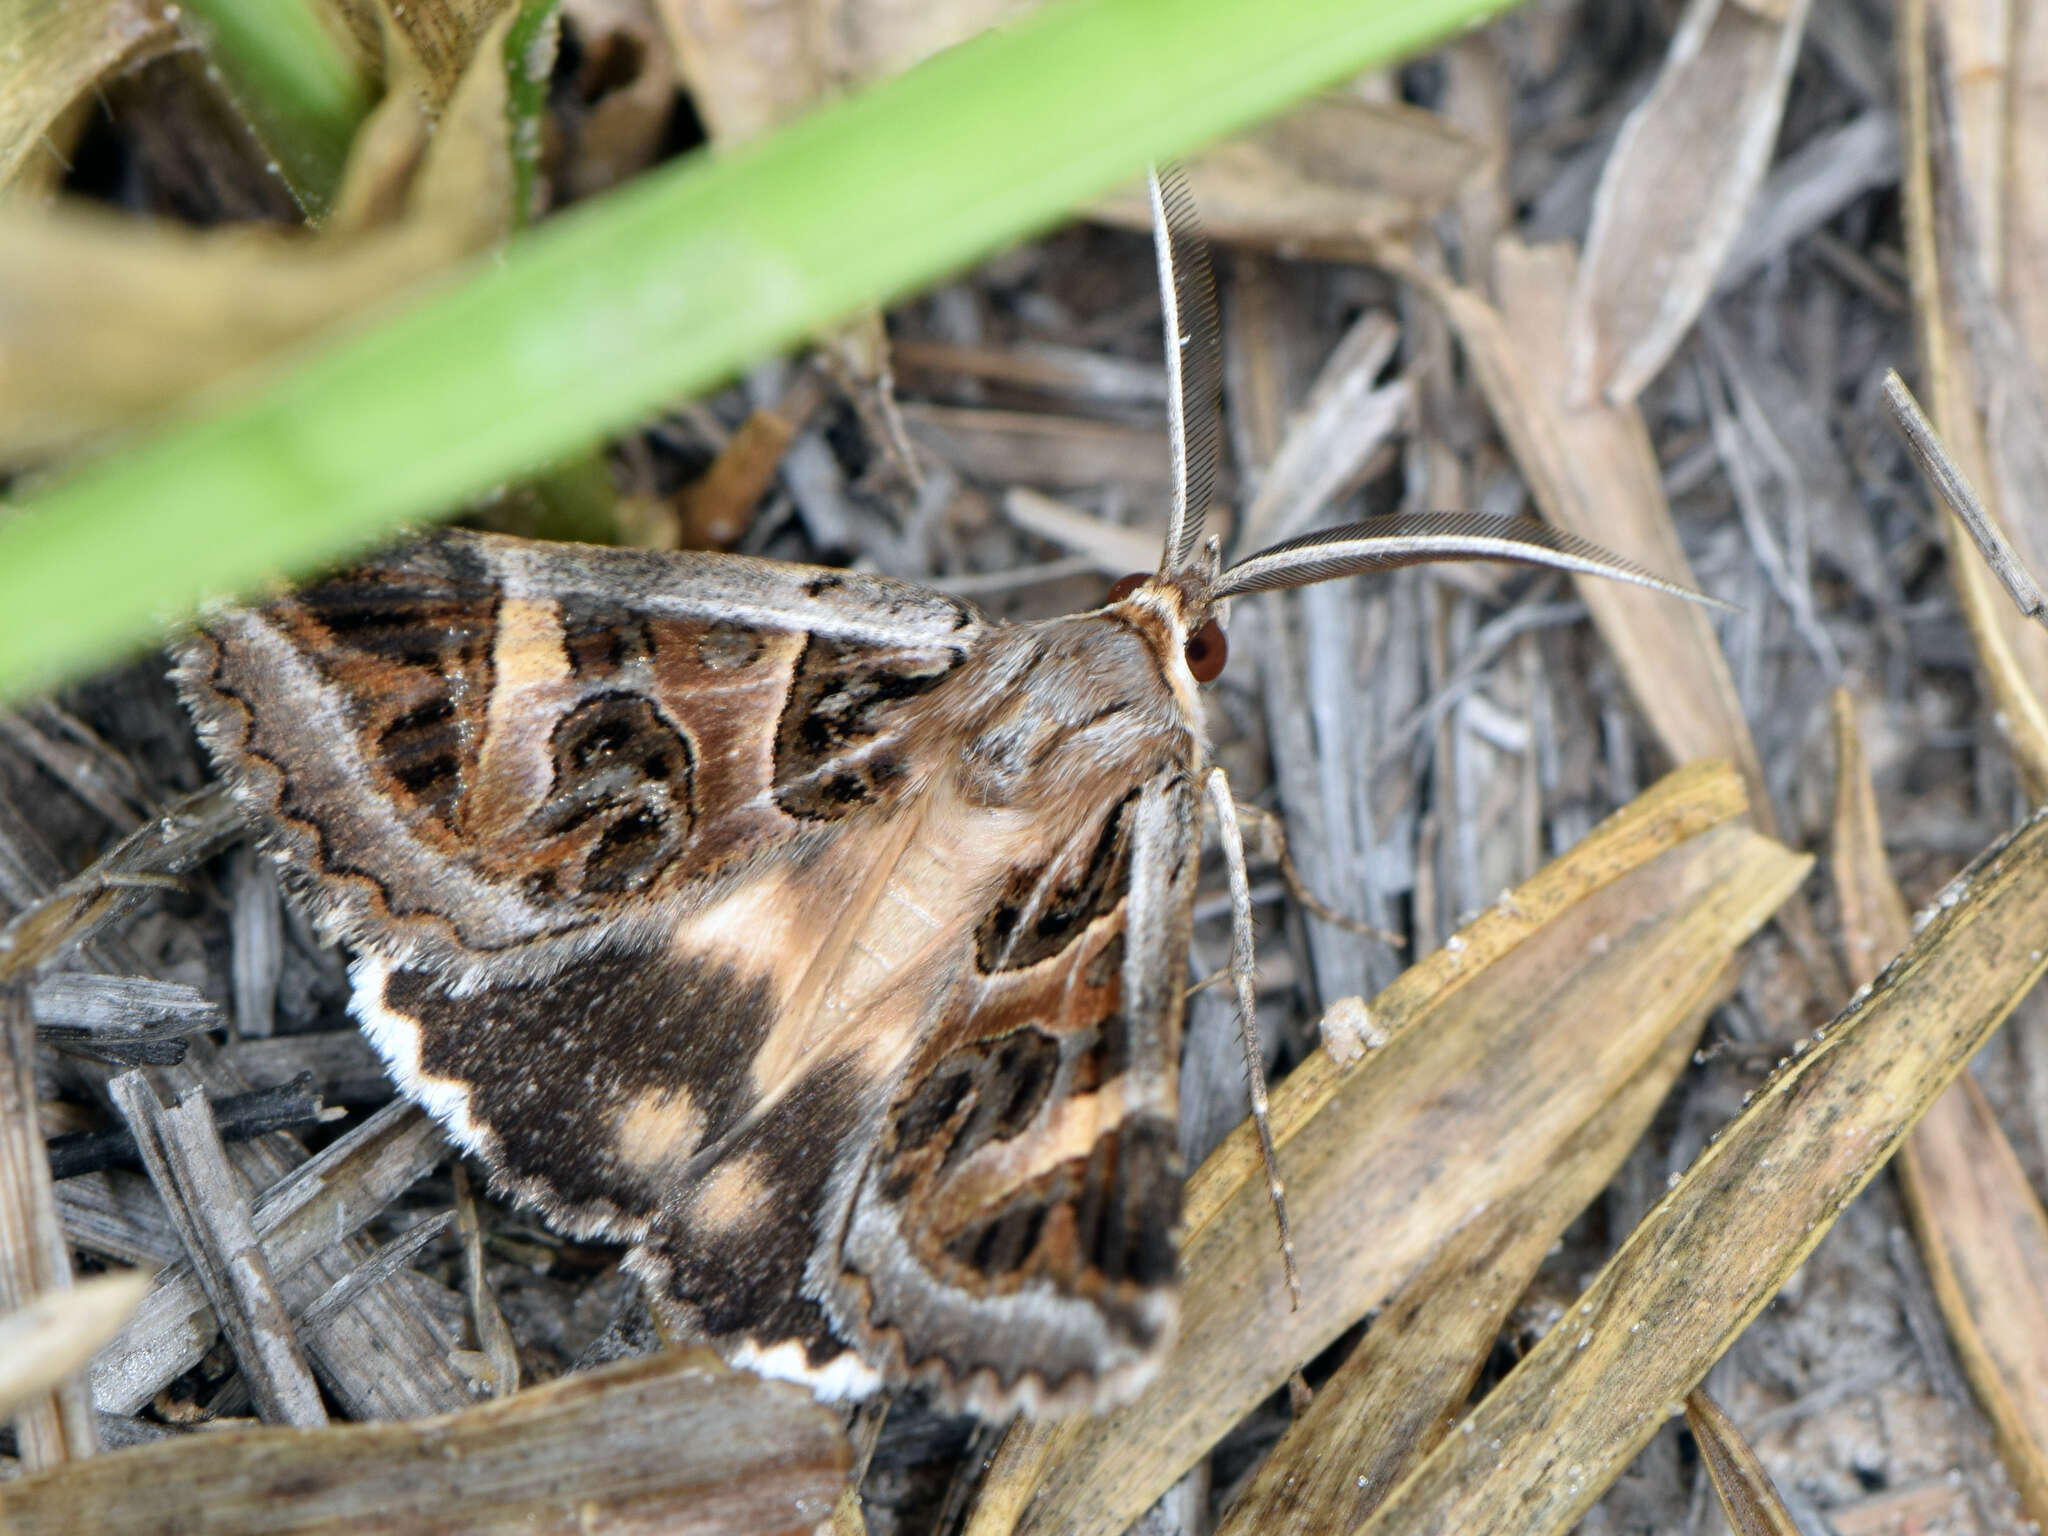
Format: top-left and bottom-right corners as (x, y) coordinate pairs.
(1232, 799), (1403, 948)
(1202, 766), (1301, 1308)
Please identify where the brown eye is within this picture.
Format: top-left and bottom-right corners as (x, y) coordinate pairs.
(1106, 572), (1149, 603)
(1184, 619), (1228, 682)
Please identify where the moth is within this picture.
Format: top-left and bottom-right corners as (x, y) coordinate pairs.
(175, 169), (1707, 1417)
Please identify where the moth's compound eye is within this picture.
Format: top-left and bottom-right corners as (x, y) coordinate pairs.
(1106, 572), (1149, 604)
(1184, 619), (1228, 682)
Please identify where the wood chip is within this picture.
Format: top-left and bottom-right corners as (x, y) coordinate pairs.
(0, 983), (98, 1466)
(0, 1349), (850, 1536)
(29, 973), (220, 1043)
(107, 1072), (328, 1427)
(1399, 240), (1775, 835)
(90, 1099), (446, 1416)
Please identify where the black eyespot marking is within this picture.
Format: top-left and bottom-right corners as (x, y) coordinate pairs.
(530, 691), (694, 895)
(892, 1069), (974, 1155)
(772, 635), (959, 820)
(975, 792), (1136, 972)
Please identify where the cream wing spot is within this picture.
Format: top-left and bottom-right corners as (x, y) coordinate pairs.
(689, 1150), (773, 1233)
(470, 596), (574, 834)
(616, 1086), (707, 1173)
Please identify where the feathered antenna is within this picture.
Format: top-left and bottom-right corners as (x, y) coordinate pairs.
(1147, 163), (1224, 577)
(1213, 512), (1734, 607)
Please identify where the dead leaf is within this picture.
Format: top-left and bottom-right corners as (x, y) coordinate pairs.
(1568, 0), (1816, 404)
(1217, 985), (1719, 1534)
(0, 1), (535, 458)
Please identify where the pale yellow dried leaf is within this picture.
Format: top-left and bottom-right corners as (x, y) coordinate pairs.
(1901, 0), (2048, 795)
(1402, 239), (1773, 835)
(1089, 96), (1486, 260)
(0, 0), (172, 193)
(1350, 799), (2048, 1536)
(1568, 0), (1815, 405)
(982, 761), (1807, 1536)
(0, 3), (522, 458)
(1832, 689), (2048, 1524)
(1685, 1389), (1802, 1536)
(651, 0), (1041, 142)
(1218, 988), (1718, 1536)
(0, 1269), (149, 1421)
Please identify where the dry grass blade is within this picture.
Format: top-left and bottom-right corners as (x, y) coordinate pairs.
(1402, 240), (1773, 834)
(977, 761), (1806, 1536)
(0, 1349), (851, 1535)
(1089, 95), (1488, 260)
(1832, 689), (2048, 1523)
(107, 1072), (329, 1426)
(0, 0), (172, 194)
(0, 1270), (150, 1421)
(1900, 0), (2048, 793)
(1348, 788), (2048, 1536)
(1685, 1389), (1802, 1536)
(1217, 984), (1717, 1535)
(0, 984), (97, 1466)
(1567, 0), (1816, 405)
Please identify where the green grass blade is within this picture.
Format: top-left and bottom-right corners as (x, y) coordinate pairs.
(0, 0), (1516, 701)
(178, 0), (371, 213)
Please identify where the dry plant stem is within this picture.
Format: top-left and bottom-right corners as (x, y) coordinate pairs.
(454, 1160), (521, 1397)
(0, 1270), (149, 1421)
(0, 984), (97, 1466)
(1350, 796), (2048, 1536)
(0, 787), (241, 982)
(1883, 369), (2048, 621)
(106, 1072), (327, 1427)
(985, 761), (1806, 1536)
(1203, 768), (1300, 1308)
(1831, 689), (2048, 1522)
(91, 1098), (445, 1414)
(295, 1210), (456, 1335)
(1219, 979), (1718, 1535)
(0, 1350), (852, 1536)
(1685, 1389), (1803, 1536)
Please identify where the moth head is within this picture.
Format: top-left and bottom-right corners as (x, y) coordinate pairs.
(1140, 163), (1731, 684)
